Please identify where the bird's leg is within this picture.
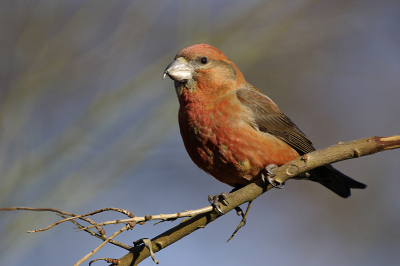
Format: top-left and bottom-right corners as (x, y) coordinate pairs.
(208, 185), (245, 215)
(208, 192), (229, 214)
(262, 164), (285, 189)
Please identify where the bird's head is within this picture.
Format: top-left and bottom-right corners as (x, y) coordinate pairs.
(163, 44), (245, 99)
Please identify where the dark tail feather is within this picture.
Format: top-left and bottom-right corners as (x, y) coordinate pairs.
(307, 165), (367, 198)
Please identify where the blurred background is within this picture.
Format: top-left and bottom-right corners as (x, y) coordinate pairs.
(1, 0), (399, 265)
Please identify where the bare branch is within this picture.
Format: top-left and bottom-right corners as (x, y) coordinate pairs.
(79, 206), (212, 230)
(58, 214), (133, 251)
(273, 135), (400, 183)
(0, 207), (133, 251)
(115, 135), (400, 266)
(1, 135), (399, 266)
(0, 207), (104, 233)
(75, 226), (130, 266)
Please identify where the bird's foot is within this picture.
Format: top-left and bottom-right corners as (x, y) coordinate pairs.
(208, 192), (229, 214)
(262, 164), (285, 189)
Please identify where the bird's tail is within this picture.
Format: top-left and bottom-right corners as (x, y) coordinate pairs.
(306, 165), (367, 198)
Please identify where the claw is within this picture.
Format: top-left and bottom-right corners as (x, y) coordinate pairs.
(208, 192), (229, 214)
(262, 164), (285, 189)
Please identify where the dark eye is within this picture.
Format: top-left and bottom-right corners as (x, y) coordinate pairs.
(200, 57), (208, 64)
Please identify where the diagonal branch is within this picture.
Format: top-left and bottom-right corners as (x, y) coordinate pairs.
(0, 135), (399, 265)
(116, 135), (400, 266)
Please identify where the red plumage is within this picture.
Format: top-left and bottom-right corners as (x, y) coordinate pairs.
(163, 44), (366, 197)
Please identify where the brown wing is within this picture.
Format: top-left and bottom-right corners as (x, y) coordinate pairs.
(236, 87), (315, 155)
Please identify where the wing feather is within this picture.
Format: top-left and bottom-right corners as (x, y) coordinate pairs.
(236, 87), (315, 155)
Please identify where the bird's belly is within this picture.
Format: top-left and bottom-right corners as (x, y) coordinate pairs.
(179, 114), (300, 187)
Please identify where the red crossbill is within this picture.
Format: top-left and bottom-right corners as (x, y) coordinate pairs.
(163, 44), (366, 209)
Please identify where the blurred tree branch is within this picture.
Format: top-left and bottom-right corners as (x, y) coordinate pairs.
(1, 135), (399, 266)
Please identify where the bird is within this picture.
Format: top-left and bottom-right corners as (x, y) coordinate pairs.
(163, 43), (366, 211)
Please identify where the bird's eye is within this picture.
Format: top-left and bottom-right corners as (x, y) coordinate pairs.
(200, 57), (208, 64)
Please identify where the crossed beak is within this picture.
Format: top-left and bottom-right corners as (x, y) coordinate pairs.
(162, 57), (194, 82)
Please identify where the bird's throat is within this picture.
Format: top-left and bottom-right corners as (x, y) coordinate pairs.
(174, 80), (196, 97)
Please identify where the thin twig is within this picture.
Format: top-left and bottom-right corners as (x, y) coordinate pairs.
(74, 226), (130, 266)
(78, 206), (212, 231)
(58, 214), (132, 251)
(227, 201), (253, 242)
(0, 207), (104, 234)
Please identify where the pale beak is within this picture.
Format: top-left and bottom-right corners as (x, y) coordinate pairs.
(162, 57), (193, 81)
